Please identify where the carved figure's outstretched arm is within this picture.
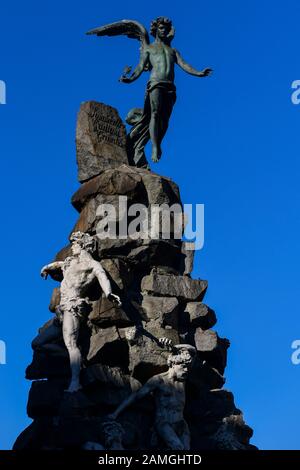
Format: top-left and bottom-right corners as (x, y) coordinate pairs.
(41, 261), (64, 280)
(119, 49), (149, 83)
(91, 259), (121, 306)
(110, 378), (156, 419)
(175, 49), (212, 77)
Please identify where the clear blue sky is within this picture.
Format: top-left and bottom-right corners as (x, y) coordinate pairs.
(1, 0), (299, 450)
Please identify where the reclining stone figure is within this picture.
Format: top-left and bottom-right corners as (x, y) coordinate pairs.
(40, 231), (121, 393)
(109, 341), (196, 450)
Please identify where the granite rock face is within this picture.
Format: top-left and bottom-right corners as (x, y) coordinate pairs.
(141, 271), (208, 301)
(14, 101), (256, 451)
(76, 101), (128, 182)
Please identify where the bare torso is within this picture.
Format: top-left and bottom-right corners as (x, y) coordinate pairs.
(146, 43), (177, 82)
(60, 256), (95, 300)
(153, 373), (186, 424)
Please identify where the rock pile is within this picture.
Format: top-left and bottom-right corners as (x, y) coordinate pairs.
(14, 102), (255, 450)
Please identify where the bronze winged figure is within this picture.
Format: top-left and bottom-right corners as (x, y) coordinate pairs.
(87, 17), (212, 168)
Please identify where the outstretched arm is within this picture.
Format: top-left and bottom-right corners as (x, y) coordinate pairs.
(110, 379), (156, 419)
(91, 259), (121, 306)
(119, 49), (149, 83)
(175, 49), (212, 77)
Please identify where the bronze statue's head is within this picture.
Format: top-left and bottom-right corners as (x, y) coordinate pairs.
(70, 231), (97, 255)
(150, 17), (175, 43)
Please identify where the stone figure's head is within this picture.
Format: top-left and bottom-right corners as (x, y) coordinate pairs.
(168, 344), (196, 381)
(150, 17), (175, 43)
(102, 421), (124, 450)
(70, 231), (97, 255)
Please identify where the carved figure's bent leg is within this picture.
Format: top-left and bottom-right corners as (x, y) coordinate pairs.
(180, 420), (191, 450)
(82, 442), (105, 450)
(31, 319), (63, 355)
(62, 306), (82, 393)
(156, 422), (185, 450)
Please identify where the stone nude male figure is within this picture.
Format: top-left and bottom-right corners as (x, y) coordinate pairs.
(87, 17), (212, 167)
(109, 342), (196, 450)
(40, 231), (121, 393)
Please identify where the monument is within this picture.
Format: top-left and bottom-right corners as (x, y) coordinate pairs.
(87, 17), (212, 167)
(14, 18), (255, 451)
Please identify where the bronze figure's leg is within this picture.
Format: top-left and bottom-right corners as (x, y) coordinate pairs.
(128, 118), (150, 167)
(149, 87), (163, 163)
(159, 90), (176, 152)
(126, 97), (151, 168)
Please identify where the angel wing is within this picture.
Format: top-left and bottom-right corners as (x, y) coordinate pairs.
(86, 19), (150, 48)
